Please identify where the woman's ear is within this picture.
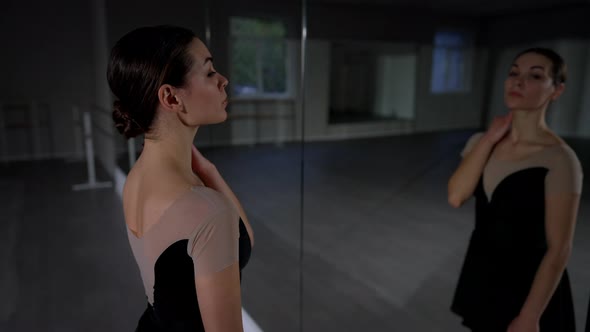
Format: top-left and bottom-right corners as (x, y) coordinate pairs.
(158, 84), (185, 113)
(551, 83), (565, 101)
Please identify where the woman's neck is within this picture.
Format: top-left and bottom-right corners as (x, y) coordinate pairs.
(509, 108), (549, 144)
(140, 122), (198, 180)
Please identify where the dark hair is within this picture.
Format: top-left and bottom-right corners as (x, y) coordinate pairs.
(514, 47), (567, 86)
(107, 25), (196, 139)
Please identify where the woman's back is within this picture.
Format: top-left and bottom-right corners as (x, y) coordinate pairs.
(124, 161), (241, 331)
(123, 157), (201, 237)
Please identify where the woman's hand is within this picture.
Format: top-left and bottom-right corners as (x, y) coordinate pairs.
(191, 144), (255, 247)
(484, 111), (513, 144)
(506, 314), (540, 332)
(191, 145), (216, 176)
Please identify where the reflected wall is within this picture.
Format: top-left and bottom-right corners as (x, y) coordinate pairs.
(301, 1), (590, 331)
(301, 2), (485, 330)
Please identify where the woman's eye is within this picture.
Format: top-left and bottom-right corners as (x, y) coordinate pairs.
(207, 71), (217, 77)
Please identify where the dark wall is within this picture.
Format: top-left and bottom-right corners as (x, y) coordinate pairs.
(481, 3), (590, 47)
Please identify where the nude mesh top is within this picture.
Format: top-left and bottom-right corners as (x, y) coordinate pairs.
(461, 132), (583, 201)
(126, 186), (239, 305)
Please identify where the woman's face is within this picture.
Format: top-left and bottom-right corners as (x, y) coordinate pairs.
(176, 38), (229, 126)
(504, 52), (562, 111)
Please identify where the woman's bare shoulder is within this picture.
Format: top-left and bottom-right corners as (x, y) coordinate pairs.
(123, 162), (195, 236)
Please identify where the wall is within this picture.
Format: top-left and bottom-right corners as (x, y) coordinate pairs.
(92, 0), (116, 176)
(414, 47), (489, 132)
(0, 0), (95, 160)
(6, 1), (589, 161)
(550, 40), (589, 137)
(577, 40), (590, 138)
(374, 54), (417, 120)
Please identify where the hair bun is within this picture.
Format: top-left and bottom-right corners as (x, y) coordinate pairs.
(112, 100), (144, 138)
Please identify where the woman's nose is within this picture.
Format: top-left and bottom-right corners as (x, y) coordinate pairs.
(220, 74), (229, 89)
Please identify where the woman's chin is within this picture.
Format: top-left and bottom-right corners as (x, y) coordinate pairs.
(216, 110), (228, 123)
(504, 100), (524, 110)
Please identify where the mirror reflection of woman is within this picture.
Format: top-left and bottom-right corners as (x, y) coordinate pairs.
(448, 48), (583, 332)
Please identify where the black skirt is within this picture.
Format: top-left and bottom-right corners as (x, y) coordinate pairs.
(451, 231), (575, 331)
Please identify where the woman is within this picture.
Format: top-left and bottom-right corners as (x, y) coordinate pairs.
(448, 48), (583, 332)
(107, 25), (254, 331)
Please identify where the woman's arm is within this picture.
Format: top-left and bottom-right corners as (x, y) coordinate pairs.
(507, 192), (581, 332)
(191, 145), (255, 247)
(196, 262), (244, 332)
(189, 203), (244, 332)
(447, 133), (494, 207)
(447, 112), (512, 208)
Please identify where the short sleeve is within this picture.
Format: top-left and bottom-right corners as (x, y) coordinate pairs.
(187, 207), (240, 277)
(460, 132), (485, 158)
(545, 146), (584, 195)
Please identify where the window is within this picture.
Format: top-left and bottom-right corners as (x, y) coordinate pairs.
(430, 31), (472, 94)
(230, 17), (290, 97)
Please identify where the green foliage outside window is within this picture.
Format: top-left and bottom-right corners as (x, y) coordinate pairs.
(230, 17), (287, 95)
